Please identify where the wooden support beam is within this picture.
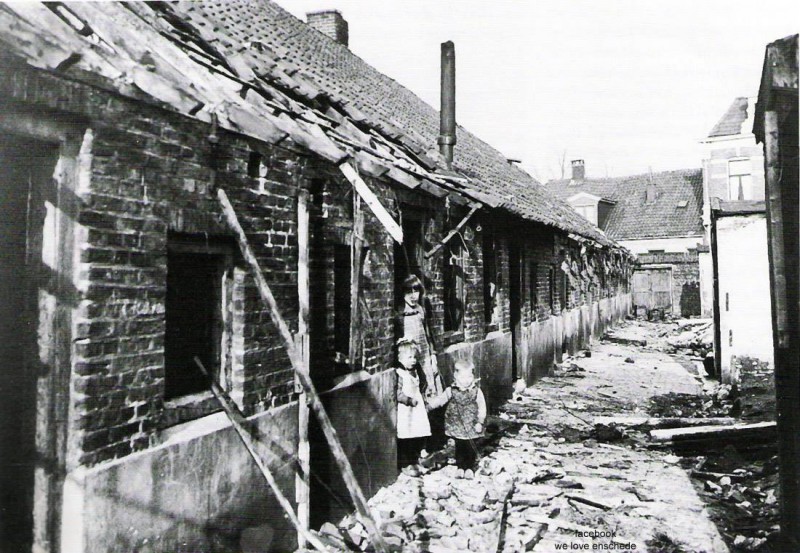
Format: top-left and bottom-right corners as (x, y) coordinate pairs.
(339, 161), (403, 244)
(349, 194), (365, 367)
(295, 190), (311, 550)
(424, 204), (480, 259)
(194, 358), (331, 553)
(217, 189), (389, 553)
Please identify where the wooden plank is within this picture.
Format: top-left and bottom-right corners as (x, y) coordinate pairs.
(650, 421), (777, 443)
(217, 189), (389, 553)
(424, 204), (480, 259)
(194, 358), (331, 553)
(565, 494), (612, 511)
(493, 483), (516, 553)
(594, 416), (737, 429)
(295, 190), (311, 550)
(763, 110), (789, 348)
(339, 161), (403, 243)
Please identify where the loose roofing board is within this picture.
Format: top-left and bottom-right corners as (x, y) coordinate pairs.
(546, 169), (704, 241)
(0, 0), (618, 246)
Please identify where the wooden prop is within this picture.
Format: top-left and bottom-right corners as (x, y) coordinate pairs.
(425, 204), (480, 259)
(339, 161), (403, 243)
(194, 358), (330, 553)
(296, 190), (311, 549)
(217, 189), (389, 553)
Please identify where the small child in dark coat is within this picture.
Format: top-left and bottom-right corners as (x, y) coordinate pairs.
(435, 360), (487, 478)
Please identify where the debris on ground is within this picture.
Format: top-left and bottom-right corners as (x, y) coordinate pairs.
(326, 320), (731, 552)
(683, 453), (780, 552)
(665, 319), (714, 357)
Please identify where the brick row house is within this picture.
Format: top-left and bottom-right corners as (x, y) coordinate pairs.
(546, 162), (705, 319)
(0, 2), (633, 552)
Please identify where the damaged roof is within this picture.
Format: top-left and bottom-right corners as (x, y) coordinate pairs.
(707, 97), (750, 138)
(0, 0), (616, 246)
(546, 169), (704, 241)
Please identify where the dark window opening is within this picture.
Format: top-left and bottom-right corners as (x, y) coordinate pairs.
(561, 270), (569, 311)
(395, 213), (425, 309)
(247, 151), (262, 178)
(165, 237), (232, 400)
(529, 260), (538, 319)
(548, 266), (556, 311)
(333, 244), (351, 368)
(247, 151), (268, 192)
(444, 241), (465, 332)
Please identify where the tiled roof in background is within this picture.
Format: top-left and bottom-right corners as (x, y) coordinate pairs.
(708, 97), (749, 138)
(546, 169), (704, 241)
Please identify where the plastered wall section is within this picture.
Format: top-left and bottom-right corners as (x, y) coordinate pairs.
(62, 369), (397, 553)
(716, 214), (774, 383)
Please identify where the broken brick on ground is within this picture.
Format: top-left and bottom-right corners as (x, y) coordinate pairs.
(321, 320), (776, 552)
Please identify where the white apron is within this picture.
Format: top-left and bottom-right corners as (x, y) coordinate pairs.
(396, 368), (431, 439)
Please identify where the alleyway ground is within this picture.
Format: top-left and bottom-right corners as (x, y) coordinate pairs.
(323, 320), (779, 553)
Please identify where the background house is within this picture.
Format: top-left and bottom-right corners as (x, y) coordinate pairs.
(701, 98), (773, 387)
(0, 2), (633, 552)
(547, 162), (705, 318)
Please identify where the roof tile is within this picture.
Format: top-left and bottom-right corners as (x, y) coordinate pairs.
(708, 97), (749, 138)
(546, 169), (704, 241)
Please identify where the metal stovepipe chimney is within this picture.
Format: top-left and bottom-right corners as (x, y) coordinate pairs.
(438, 41), (456, 168)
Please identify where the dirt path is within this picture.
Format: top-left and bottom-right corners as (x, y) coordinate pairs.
(329, 321), (731, 553)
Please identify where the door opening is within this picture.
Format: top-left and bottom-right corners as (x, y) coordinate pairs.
(0, 137), (59, 552)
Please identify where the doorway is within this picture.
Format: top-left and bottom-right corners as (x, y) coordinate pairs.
(632, 267), (673, 316)
(509, 241), (523, 381)
(0, 137), (58, 552)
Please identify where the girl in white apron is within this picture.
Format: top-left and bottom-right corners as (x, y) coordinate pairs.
(394, 338), (431, 471)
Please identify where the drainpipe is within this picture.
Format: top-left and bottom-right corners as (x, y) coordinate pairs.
(438, 41), (456, 168)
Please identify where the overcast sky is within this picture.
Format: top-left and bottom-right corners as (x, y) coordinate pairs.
(280, 0), (796, 182)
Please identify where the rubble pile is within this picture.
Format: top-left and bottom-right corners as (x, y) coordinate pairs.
(647, 389), (736, 419)
(321, 320), (733, 553)
(688, 454), (780, 552)
(664, 319), (713, 358)
(330, 428), (586, 552)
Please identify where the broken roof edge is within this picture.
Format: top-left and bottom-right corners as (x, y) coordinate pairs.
(754, 33), (799, 144)
(0, 1), (617, 248)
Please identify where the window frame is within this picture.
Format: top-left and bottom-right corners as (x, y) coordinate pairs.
(442, 237), (466, 339)
(162, 234), (241, 427)
(727, 158), (753, 201)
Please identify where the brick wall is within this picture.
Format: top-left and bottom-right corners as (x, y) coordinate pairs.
(2, 62), (634, 470)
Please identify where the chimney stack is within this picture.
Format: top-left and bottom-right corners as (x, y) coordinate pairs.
(645, 169), (657, 203)
(571, 159), (585, 181)
(438, 41), (456, 168)
(306, 10), (349, 47)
